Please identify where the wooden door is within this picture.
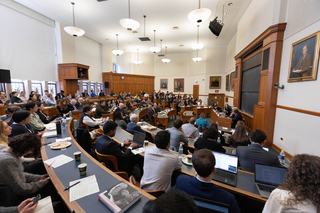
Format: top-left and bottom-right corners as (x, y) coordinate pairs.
(193, 85), (199, 100)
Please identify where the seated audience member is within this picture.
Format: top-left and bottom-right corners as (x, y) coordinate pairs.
(0, 197), (39, 213)
(26, 102), (45, 133)
(140, 99), (147, 107)
(74, 90), (81, 99)
(19, 91), (28, 102)
(115, 103), (126, 119)
(94, 100), (109, 118)
(95, 121), (141, 176)
(142, 189), (199, 213)
(117, 92), (124, 101)
(207, 123), (227, 146)
(110, 90), (115, 96)
(228, 121), (250, 148)
(126, 101), (134, 113)
(224, 103), (232, 116)
(154, 103), (161, 113)
(0, 120), (12, 150)
(141, 131), (181, 192)
(90, 90), (97, 97)
(198, 99), (203, 105)
(57, 98), (71, 116)
(68, 99), (77, 111)
(123, 91), (127, 96)
(262, 154), (320, 213)
(28, 94), (37, 103)
(42, 90), (49, 102)
(182, 117), (199, 139)
(98, 90), (105, 97)
(127, 91), (132, 97)
(114, 111), (127, 130)
(114, 97), (121, 107)
(80, 105), (105, 130)
(195, 113), (209, 129)
(45, 94), (56, 106)
(36, 94), (42, 103)
(75, 98), (84, 110)
(175, 149), (241, 213)
(9, 110), (35, 137)
(236, 129), (281, 172)
(35, 102), (53, 124)
(194, 125), (226, 153)
(0, 133), (50, 197)
(66, 93), (72, 101)
(55, 90), (65, 100)
(166, 119), (188, 151)
(10, 91), (22, 103)
(126, 114), (145, 134)
(83, 96), (90, 105)
(230, 107), (242, 128)
(110, 99), (116, 107)
(82, 90), (89, 98)
(5, 106), (21, 126)
(0, 91), (10, 106)
(185, 99), (193, 107)
(147, 105), (155, 123)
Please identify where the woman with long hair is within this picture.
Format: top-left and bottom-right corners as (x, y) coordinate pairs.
(228, 121), (250, 148)
(114, 111), (127, 130)
(0, 120), (12, 150)
(36, 94), (42, 102)
(28, 94), (37, 103)
(194, 124), (226, 153)
(57, 98), (70, 116)
(19, 91), (28, 102)
(262, 154), (320, 212)
(36, 102), (53, 124)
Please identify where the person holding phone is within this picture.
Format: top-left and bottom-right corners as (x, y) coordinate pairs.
(0, 197), (39, 213)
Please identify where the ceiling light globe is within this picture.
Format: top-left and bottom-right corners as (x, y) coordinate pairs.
(119, 19), (140, 31)
(162, 58), (171, 63)
(112, 50), (124, 56)
(191, 43), (204, 50)
(134, 61), (142, 65)
(188, 8), (212, 23)
(149, 47), (161, 53)
(64, 26), (85, 37)
(192, 57), (202, 62)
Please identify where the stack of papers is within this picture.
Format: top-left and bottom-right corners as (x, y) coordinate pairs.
(131, 147), (145, 155)
(34, 196), (54, 213)
(43, 131), (57, 138)
(44, 154), (74, 168)
(44, 123), (56, 130)
(69, 175), (100, 202)
(56, 137), (72, 142)
(141, 125), (150, 129)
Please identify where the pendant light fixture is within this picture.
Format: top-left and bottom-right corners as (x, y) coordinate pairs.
(191, 25), (204, 50)
(149, 30), (161, 53)
(64, 2), (85, 37)
(112, 34), (124, 56)
(162, 46), (171, 63)
(188, 0), (212, 23)
(192, 50), (202, 62)
(119, 0), (140, 31)
(134, 49), (142, 65)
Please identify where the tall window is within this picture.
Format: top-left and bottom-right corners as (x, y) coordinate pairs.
(113, 63), (117, 73)
(91, 83), (96, 94)
(78, 81), (81, 93)
(48, 82), (57, 96)
(83, 82), (88, 93)
(98, 83), (103, 93)
(31, 81), (43, 95)
(11, 80), (25, 93)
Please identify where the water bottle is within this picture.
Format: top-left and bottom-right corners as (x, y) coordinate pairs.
(139, 106), (141, 111)
(217, 137), (221, 144)
(179, 144), (183, 158)
(199, 124), (202, 133)
(62, 115), (66, 129)
(69, 111), (72, 117)
(279, 150), (285, 165)
(56, 119), (61, 135)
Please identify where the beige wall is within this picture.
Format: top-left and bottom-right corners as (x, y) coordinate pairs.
(133, 54), (154, 76)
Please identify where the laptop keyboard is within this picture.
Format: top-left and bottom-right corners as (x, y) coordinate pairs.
(216, 171), (235, 181)
(257, 184), (275, 192)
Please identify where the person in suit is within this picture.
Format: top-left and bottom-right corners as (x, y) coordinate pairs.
(174, 149), (241, 213)
(9, 110), (35, 137)
(236, 129), (282, 173)
(68, 99), (77, 111)
(292, 45), (312, 77)
(0, 91), (10, 106)
(95, 121), (141, 176)
(182, 117), (199, 140)
(230, 107), (242, 128)
(94, 100), (109, 118)
(82, 90), (89, 98)
(98, 90), (105, 97)
(194, 125), (226, 153)
(154, 103), (161, 113)
(117, 92), (124, 101)
(115, 103), (126, 119)
(195, 113), (209, 129)
(126, 114), (144, 135)
(75, 98), (84, 110)
(110, 90), (115, 96)
(57, 98), (71, 116)
(115, 97), (121, 107)
(55, 90), (65, 100)
(35, 102), (53, 124)
(166, 119), (188, 151)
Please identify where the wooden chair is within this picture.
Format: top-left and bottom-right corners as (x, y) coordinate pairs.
(153, 115), (165, 130)
(115, 172), (129, 181)
(129, 175), (165, 198)
(80, 123), (90, 131)
(95, 149), (119, 172)
(146, 113), (154, 125)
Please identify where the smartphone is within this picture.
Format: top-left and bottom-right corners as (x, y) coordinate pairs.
(106, 117), (109, 121)
(45, 177), (50, 180)
(32, 194), (41, 204)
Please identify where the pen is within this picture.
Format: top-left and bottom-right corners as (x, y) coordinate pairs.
(48, 160), (55, 167)
(64, 181), (80, 191)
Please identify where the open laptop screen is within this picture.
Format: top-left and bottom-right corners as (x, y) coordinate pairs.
(192, 196), (229, 213)
(133, 131), (145, 145)
(255, 164), (287, 186)
(212, 151), (238, 174)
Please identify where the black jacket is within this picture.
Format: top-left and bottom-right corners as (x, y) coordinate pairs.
(194, 138), (226, 153)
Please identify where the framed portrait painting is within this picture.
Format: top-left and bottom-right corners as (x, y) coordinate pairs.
(230, 71), (236, 91)
(288, 31), (320, 82)
(209, 76), (221, 89)
(226, 74), (230, 91)
(174, 78), (184, 92)
(160, 79), (168, 89)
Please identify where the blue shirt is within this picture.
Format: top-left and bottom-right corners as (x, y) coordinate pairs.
(196, 117), (209, 128)
(91, 93), (97, 97)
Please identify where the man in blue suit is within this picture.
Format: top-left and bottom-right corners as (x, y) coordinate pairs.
(174, 149), (241, 213)
(230, 107), (242, 128)
(126, 114), (145, 135)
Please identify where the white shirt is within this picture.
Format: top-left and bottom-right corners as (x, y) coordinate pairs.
(141, 147), (181, 192)
(182, 123), (199, 139)
(83, 115), (102, 127)
(262, 189), (317, 213)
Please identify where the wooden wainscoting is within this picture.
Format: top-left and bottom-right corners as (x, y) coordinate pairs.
(253, 105), (265, 131)
(239, 111), (253, 131)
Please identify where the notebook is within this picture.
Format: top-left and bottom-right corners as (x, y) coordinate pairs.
(211, 151), (238, 186)
(192, 196), (229, 213)
(132, 131), (145, 149)
(254, 164), (287, 198)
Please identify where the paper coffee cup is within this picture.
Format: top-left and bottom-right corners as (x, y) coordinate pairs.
(187, 155), (192, 164)
(144, 140), (149, 147)
(78, 163), (87, 175)
(74, 151), (81, 161)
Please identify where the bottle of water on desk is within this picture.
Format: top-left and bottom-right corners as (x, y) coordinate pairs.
(179, 144), (183, 158)
(279, 150), (285, 165)
(199, 124), (202, 133)
(62, 114), (66, 129)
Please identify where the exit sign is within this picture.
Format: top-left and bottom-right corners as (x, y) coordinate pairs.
(215, 90), (219, 93)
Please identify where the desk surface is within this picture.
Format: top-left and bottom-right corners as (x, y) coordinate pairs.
(41, 121), (153, 213)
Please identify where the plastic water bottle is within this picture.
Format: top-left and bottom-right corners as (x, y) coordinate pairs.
(217, 137), (221, 144)
(62, 115), (66, 129)
(199, 124), (202, 133)
(279, 150), (285, 165)
(179, 144), (183, 158)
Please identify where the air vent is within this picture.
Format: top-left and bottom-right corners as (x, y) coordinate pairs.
(97, 0), (108, 2)
(132, 31), (138, 34)
(173, 26), (179, 30)
(179, 45), (184, 47)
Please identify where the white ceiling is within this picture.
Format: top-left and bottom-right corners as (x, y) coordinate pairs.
(15, 0), (252, 55)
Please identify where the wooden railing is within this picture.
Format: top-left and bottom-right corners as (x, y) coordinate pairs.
(239, 111), (254, 131)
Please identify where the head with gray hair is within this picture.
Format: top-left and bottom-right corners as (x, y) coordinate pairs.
(189, 117), (196, 124)
(119, 103), (125, 109)
(232, 107), (239, 114)
(130, 114), (139, 123)
(78, 98), (83, 103)
(71, 99), (77, 104)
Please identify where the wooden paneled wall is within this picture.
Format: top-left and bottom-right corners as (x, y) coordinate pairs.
(239, 111), (253, 131)
(234, 23), (286, 146)
(102, 73), (155, 96)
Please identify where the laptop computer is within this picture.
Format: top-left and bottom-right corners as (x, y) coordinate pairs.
(192, 196), (229, 213)
(132, 131), (145, 149)
(211, 151), (238, 186)
(254, 164), (288, 198)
